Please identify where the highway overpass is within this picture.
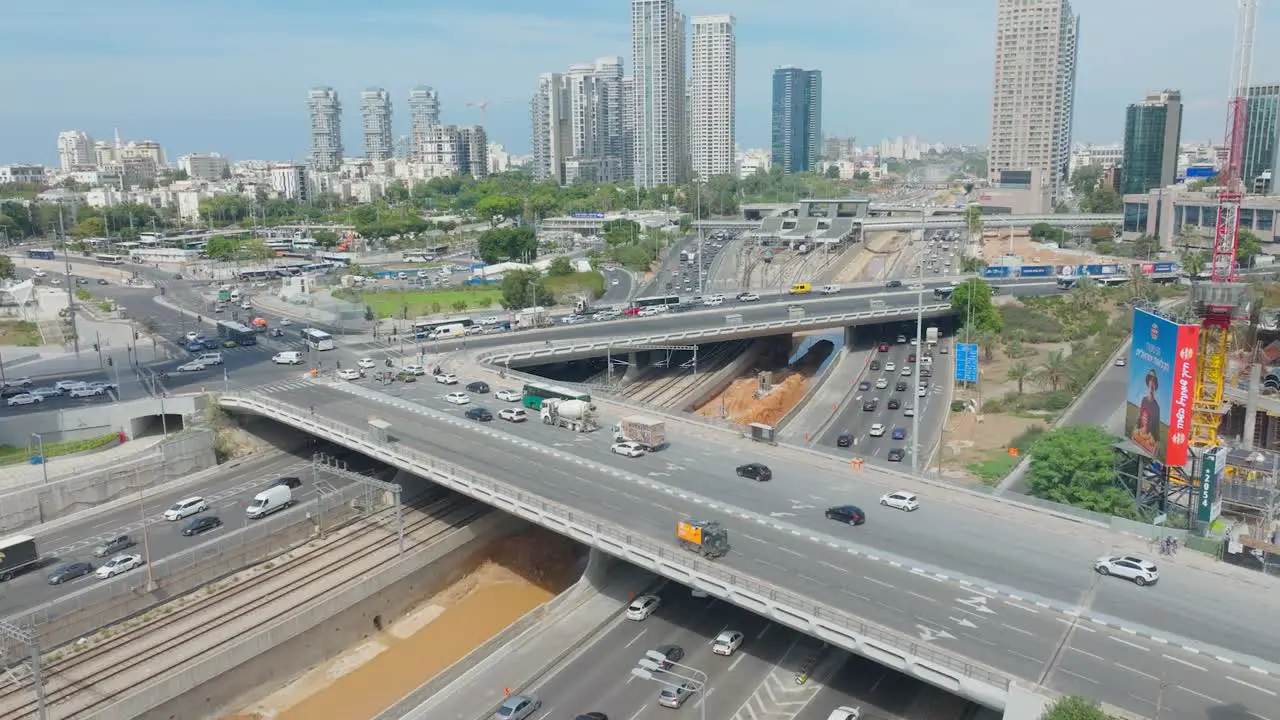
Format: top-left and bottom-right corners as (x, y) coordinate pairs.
(692, 213), (1121, 232)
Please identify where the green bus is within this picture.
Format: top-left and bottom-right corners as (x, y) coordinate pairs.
(521, 382), (591, 410)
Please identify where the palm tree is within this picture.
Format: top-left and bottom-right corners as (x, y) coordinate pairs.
(1069, 278), (1100, 313)
(1034, 350), (1071, 392)
(1181, 250), (1206, 278)
(976, 330), (1000, 362)
(1006, 360), (1033, 395)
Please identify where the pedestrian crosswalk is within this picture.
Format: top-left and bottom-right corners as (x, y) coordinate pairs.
(251, 377), (325, 394)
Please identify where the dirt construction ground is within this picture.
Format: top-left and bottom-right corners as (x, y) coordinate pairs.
(978, 234), (1138, 269)
(829, 230), (907, 284)
(226, 529), (581, 720)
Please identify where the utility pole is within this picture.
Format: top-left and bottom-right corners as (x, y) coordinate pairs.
(59, 206), (79, 354)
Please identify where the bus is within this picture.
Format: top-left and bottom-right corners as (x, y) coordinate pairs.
(521, 382), (591, 411)
(95, 254), (125, 265)
(301, 328), (335, 351)
(413, 316), (474, 339)
(631, 294), (681, 309)
(26, 248), (55, 260)
(216, 320), (258, 347)
(933, 285), (956, 299)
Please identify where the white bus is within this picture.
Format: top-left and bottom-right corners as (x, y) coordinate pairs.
(95, 254), (125, 265)
(301, 328), (335, 351)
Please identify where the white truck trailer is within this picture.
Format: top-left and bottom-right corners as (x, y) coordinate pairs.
(612, 415), (666, 450)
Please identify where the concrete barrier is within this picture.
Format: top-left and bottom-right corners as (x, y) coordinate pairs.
(0, 394), (202, 447)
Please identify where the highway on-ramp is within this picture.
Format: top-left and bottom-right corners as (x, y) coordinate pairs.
(248, 379), (1280, 719)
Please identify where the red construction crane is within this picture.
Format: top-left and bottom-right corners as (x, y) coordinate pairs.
(1209, 0), (1257, 282)
(465, 101), (489, 126)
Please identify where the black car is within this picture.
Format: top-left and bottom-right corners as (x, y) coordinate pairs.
(870, 360), (881, 371)
(858, 380), (871, 391)
(465, 381), (490, 394)
(465, 407), (494, 422)
(862, 400), (878, 411)
(825, 505), (866, 526)
(276, 476), (302, 489)
(895, 381), (908, 392)
(887, 398), (901, 410)
(575, 714), (609, 720)
(836, 433), (853, 448)
(96, 278), (109, 285)
(0, 387), (25, 398)
(47, 562), (94, 585)
(182, 516), (222, 536)
(736, 463), (772, 481)
(885, 280), (903, 288)
(887, 448), (906, 462)
(654, 644), (685, 669)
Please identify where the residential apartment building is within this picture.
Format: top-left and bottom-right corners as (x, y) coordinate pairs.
(408, 86), (442, 161)
(690, 15), (735, 180)
(621, 76), (636, 181)
(531, 72), (570, 182)
(307, 87), (344, 172)
(360, 88), (394, 162)
(531, 57), (626, 185)
(771, 66), (822, 173)
(271, 163), (310, 202)
(988, 0), (1080, 202)
(418, 125), (488, 179)
(0, 164), (46, 184)
(56, 131), (95, 171)
(1244, 84), (1280, 194)
(1069, 144), (1124, 174)
(179, 153), (231, 182)
(1120, 90), (1183, 195)
(631, 0), (688, 187)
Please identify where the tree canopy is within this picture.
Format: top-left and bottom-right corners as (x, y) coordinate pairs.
(1069, 165), (1122, 213)
(500, 268), (555, 309)
(951, 279), (1003, 335)
(477, 226), (537, 264)
(1026, 426), (1137, 518)
(0, 255), (15, 281)
(1040, 695), (1110, 720)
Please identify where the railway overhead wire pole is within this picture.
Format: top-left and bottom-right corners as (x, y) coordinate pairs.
(0, 620), (46, 720)
(312, 451), (404, 553)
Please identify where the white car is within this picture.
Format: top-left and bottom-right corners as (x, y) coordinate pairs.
(337, 368), (362, 381)
(884, 362), (896, 372)
(68, 384), (105, 398)
(402, 364), (426, 376)
(740, 292), (760, 302)
(499, 407), (527, 422)
(826, 707), (863, 720)
(357, 357), (377, 369)
(177, 360), (207, 372)
(1095, 555), (1159, 586)
(184, 331), (200, 342)
(626, 594), (661, 620)
(901, 367), (913, 376)
(868, 423), (886, 437)
(1115, 357), (1127, 367)
(95, 553), (144, 579)
(55, 379), (86, 391)
(880, 491), (920, 511)
(6, 393), (41, 407)
(874, 378), (888, 390)
(279, 318), (292, 326)
(435, 373), (459, 384)
(494, 389), (522, 402)
(444, 392), (470, 405)
(917, 386), (928, 397)
(712, 630), (744, 656)
(638, 307), (660, 317)
(611, 441), (645, 458)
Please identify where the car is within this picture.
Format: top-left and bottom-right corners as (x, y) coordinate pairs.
(920, 368), (932, 378)
(177, 360), (207, 372)
(395, 371), (417, 382)
(96, 553), (144, 578)
(213, 305), (225, 313)
(891, 426), (906, 440)
(626, 594), (661, 620)
(182, 516), (223, 536)
(54, 379), (87, 391)
(886, 448), (906, 462)
(493, 693), (541, 720)
(887, 398), (900, 409)
(877, 343), (890, 352)
(874, 378), (888, 390)
(184, 341), (204, 352)
(184, 331), (200, 342)
(880, 492), (919, 511)
(1115, 357), (1127, 366)
(869, 423), (886, 437)
(712, 630), (744, 656)
(895, 381), (908, 392)
(465, 407), (494, 422)
(735, 462), (772, 481)
(444, 392), (470, 405)
(92, 534), (135, 557)
(836, 432), (853, 448)
(862, 399), (878, 411)
(47, 562), (94, 585)
(0, 386), (26, 398)
(869, 360), (881, 371)
(858, 380), (871, 391)
(825, 505), (866, 525)
(884, 362), (896, 372)
(896, 334), (907, 343)
(279, 318), (292, 326)
(908, 352), (917, 363)
(611, 441), (645, 458)
(825, 706), (863, 720)
(738, 292), (760, 302)
(30, 387), (61, 399)
(0, 377), (31, 388)
(1094, 555), (1159, 586)
(574, 714), (609, 720)
(164, 496), (207, 521)
(402, 364), (427, 376)
(6, 393), (42, 406)
(466, 381), (491, 394)
(498, 407), (527, 422)
(917, 386), (928, 397)
(436, 373), (459, 384)
(885, 280), (903, 288)
(902, 402), (915, 416)
(654, 644), (685, 669)
(203, 339), (221, 350)
(276, 477), (302, 489)
(657, 682), (697, 708)
(901, 367), (913, 376)
(495, 389), (522, 402)
(939, 345), (949, 354)
(337, 368), (362, 380)
(96, 278), (109, 285)
(358, 357), (377, 369)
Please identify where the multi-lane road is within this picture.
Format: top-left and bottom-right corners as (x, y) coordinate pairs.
(257, 378), (1280, 719)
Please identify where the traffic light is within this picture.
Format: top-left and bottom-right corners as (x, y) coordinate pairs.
(93, 343), (99, 352)
(107, 357), (113, 367)
(159, 287), (165, 296)
(133, 330), (139, 340)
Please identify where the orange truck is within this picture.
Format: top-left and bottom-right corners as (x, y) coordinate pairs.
(676, 520), (730, 559)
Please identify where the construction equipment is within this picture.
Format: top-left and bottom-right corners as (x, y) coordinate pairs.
(676, 519), (730, 559)
(612, 416), (666, 450)
(540, 398), (598, 433)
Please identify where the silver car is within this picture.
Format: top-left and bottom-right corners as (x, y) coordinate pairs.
(658, 682), (697, 708)
(493, 694), (541, 720)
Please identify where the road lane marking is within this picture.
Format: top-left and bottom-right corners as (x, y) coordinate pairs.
(907, 591), (936, 604)
(1068, 648), (1106, 662)
(1162, 654), (1206, 671)
(728, 653), (745, 672)
(1055, 618), (1095, 632)
(1226, 676), (1277, 697)
(841, 589), (872, 602)
(1057, 668), (1098, 684)
(1114, 663), (1158, 681)
(1004, 601), (1040, 614)
(776, 546), (804, 558)
(860, 576), (895, 589)
(1000, 623), (1034, 637)
(1006, 649), (1041, 664)
(818, 561), (845, 573)
(756, 624), (771, 640)
(756, 559), (788, 573)
(1177, 686), (1222, 703)
(625, 629), (647, 648)
(1109, 636), (1150, 651)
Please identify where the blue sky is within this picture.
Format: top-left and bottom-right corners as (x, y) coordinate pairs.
(2, 0), (1278, 166)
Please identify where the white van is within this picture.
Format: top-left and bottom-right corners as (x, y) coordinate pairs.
(819, 284), (842, 295)
(272, 351), (303, 365)
(229, 289), (241, 301)
(164, 496), (207, 521)
(246, 485), (292, 519)
(428, 323), (467, 340)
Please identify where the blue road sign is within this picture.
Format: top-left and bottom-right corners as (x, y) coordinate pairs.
(955, 343), (979, 383)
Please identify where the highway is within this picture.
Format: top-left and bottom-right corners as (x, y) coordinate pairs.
(256, 380), (1280, 719)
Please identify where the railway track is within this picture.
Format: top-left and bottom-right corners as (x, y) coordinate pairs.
(0, 494), (486, 719)
(626, 341), (746, 408)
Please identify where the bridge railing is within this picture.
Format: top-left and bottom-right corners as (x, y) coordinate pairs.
(219, 393), (1015, 698)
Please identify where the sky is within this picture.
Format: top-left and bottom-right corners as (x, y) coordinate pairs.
(2, 0), (1278, 166)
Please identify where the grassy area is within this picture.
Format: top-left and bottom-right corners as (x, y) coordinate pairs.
(360, 287), (503, 319)
(0, 320), (42, 347)
(967, 453), (1019, 485)
(0, 432), (119, 467)
(545, 271), (606, 299)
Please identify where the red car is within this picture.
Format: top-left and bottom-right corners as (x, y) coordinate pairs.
(878, 343), (890, 352)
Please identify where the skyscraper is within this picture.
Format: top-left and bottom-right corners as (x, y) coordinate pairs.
(1243, 84), (1280, 194)
(988, 0), (1079, 201)
(56, 130), (95, 171)
(1120, 90), (1183, 196)
(360, 88), (394, 162)
(531, 73), (570, 182)
(771, 67), (822, 174)
(307, 87), (343, 172)
(530, 57), (627, 185)
(621, 76), (637, 181)
(690, 15), (735, 180)
(408, 86), (441, 161)
(631, 0), (688, 188)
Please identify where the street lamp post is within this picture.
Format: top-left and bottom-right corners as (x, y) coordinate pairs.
(634, 652), (708, 720)
(135, 469), (156, 591)
(31, 433), (47, 485)
(911, 289), (924, 477)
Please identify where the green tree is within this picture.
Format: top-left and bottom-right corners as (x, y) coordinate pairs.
(204, 235), (237, 261)
(1040, 696), (1109, 720)
(0, 255), (15, 281)
(1237, 229), (1262, 268)
(950, 279), (1002, 336)
(500, 268), (554, 309)
(70, 216), (105, 240)
(1069, 165), (1104, 197)
(1027, 426), (1135, 517)
(1006, 360), (1032, 394)
(236, 238), (274, 261)
(474, 194), (522, 226)
(1080, 186), (1122, 213)
(1034, 350), (1071, 392)
(965, 205), (983, 237)
(311, 229), (340, 248)
(602, 219), (641, 246)
(385, 182), (410, 203)
(451, 300), (468, 313)
(1181, 249), (1206, 277)
(547, 255), (575, 276)
(477, 227), (537, 264)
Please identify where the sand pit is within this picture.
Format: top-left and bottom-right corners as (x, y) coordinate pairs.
(696, 371), (810, 425)
(830, 231), (906, 284)
(979, 234), (1139, 269)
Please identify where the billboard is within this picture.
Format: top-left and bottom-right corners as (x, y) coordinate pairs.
(1018, 265), (1053, 277)
(1195, 446), (1225, 524)
(1186, 165), (1215, 178)
(1125, 308), (1201, 466)
(955, 343), (979, 382)
(570, 212), (605, 219)
(983, 266), (1011, 279)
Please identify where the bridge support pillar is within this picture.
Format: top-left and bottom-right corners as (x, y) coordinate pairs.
(1244, 362), (1262, 449)
(843, 326), (858, 350)
(584, 547), (618, 589)
(623, 351), (644, 381)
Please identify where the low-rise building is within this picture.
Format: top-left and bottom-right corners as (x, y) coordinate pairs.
(0, 164), (47, 184)
(1122, 187), (1280, 249)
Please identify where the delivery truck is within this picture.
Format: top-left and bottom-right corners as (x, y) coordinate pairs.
(246, 485), (293, 519)
(541, 398), (599, 432)
(676, 520), (730, 559)
(612, 415), (666, 451)
(925, 326), (939, 345)
(0, 534), (41, 581)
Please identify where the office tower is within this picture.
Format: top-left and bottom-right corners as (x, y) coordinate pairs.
(56, 130), (95, 171)
(408, 86), (441, 161)
(988, 0), (1079, 201)
(1120, 90), (1183, 195)
(1243, 84), (1280, 194)
(631, 0), (688, 187)
(621, 76), (637, 181)
(690, 15), (735, 179)
(360, 88), (394, 161)
(531, 57), (627, 185)
(771, 67), (822, 173)
(594, 56), (627, 182)
(307, 87), (343, 171)
(531, 73), (570, 182)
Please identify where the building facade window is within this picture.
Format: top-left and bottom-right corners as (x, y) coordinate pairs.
(1123, 202), (1148, 234)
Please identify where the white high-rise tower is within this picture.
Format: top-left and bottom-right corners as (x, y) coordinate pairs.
(408, 86), (441, 161)
(690, 15), (735, 180)
(631, 0), (688, 188)
(360, 88), (393, 161)
(307, 87), (344, 171)
(56, 131), (95, 171)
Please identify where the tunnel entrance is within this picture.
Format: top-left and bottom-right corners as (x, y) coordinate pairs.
(130, 413), (186, 439)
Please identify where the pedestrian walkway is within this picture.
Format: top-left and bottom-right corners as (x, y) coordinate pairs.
(2, 435), (167, 491)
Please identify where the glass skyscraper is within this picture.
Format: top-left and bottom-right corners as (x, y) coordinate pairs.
(1121, 90), (1182, 196)
(1244, 84), (1280, 194)
(771, 67), (822, 174)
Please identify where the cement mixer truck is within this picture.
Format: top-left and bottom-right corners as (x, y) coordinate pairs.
(541, 398), (599, 433)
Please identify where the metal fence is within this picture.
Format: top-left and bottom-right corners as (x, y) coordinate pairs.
(221, 393), (1015, 694)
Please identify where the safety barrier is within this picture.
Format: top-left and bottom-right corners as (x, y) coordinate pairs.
(218, 393), (1017, 710)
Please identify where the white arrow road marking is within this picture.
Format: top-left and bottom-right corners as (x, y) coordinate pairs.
(769, 512), (797, 518)
(917, 624), (957, 642)
(956, 596), (997, 614)
(950, 616), (978, 628)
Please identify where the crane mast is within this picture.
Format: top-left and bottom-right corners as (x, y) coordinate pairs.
(1209, 0), (1256, 282)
